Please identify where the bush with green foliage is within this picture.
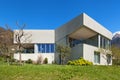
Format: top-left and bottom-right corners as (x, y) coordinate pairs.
(113, 59), (120, 65)
(0, 57), (3, 61)
(9, 58), (16, 62)
(43, 58), (48, 64)
(25, 59), (33, 64)
(67, 57), (93, 66)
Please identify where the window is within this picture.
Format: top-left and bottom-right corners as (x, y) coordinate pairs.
(42, 44), (45, 53)
(38, 44), (42, 53)
(22, 44), (34, 53)
(51, 44), (54, 53)
(46, 44), (50, 53)
(24, 48), (34, 53)
(100, 36), (111, 49)
(38, 44), (55, 53)
(69, 37), (83, 47)
(94, 52), (100, 64)
(107, 54), (111, 64)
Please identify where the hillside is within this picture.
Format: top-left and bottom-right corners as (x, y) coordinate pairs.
(112, 31), (120, 47)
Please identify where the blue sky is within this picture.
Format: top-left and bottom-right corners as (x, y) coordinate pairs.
(0, 0), (120, 33)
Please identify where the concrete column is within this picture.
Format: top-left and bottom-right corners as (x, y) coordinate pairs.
(98, 35), (101, 48)
(34, 44), (38, 53)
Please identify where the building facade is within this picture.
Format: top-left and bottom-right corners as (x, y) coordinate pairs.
(14, 30), (55, 64)
(14, 13), (112, 65)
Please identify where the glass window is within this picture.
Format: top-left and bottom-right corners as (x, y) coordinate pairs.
(94, 52), (100, 64)
(38, 44), (42, 53)
(49, 44), (51, 53)
(100, 36), (102, 48)
(42, 44), (45, 53)
(46, 44), (50, 53)
(51, 44), (54, 53)
(107, 54), (111, 64)
(107, 40), (111, 50)
(38, 44), (54, 53)
(100, 36), (111, 50)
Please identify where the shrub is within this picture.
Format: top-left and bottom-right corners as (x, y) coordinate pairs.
(10, 58), (16, 62)
(0, 57), (3, 61)
(113, 59), (120, 65)
(36, 56), (43, 64)
(52, 61), (57, 64)
(67, 57), (93, 66)
(25, 59), (33, 64)
(43, 58), (48, 64)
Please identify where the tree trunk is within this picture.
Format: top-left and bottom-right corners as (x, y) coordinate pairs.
(19, 52), (22, 64)
(59, 54), (62, 64)
(18, 45), (22, 64)
(61, 55), (62, 65)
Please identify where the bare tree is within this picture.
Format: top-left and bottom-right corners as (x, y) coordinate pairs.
(111, 45), (120, 65)
(14, 22), (31, 64)
(0, 25), (15, 63)
(97, 48), (112, 65)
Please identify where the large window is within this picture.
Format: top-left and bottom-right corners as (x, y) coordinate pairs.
(69, 35), (98, 48)
(23, 48), (34, 53)
(100, 36), (111, 49)
(107, 54), (112, 64)
(94, 52), (100, 64)
(22, 44), (34, 53)
(38, 44), (55, 53)
(69, 38), (83, 47)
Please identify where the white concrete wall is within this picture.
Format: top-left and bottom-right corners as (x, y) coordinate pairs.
(83, 44), (98, 63)
(14, 53), (54, 64)
(55, 14), (83, 42)
(83, 13), (112, 40)
(83, 44), (112, 65)
(100, 52), (112, 65)
(55, 13), (112, 42)
(14, 30), (55, 43)
(100, 53), (107, 65)
(34, 44), (38, 53)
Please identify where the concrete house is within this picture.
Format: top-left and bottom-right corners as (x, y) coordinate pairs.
(14, 30), (55, 64)
(14, 13), (112, 65)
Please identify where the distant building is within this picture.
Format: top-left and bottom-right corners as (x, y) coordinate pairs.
(14, 13), (112, 65)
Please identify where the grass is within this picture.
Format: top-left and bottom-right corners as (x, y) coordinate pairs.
(0, 63), (120, 80)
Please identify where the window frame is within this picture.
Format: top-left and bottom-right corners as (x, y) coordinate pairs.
(37, 44), (55, 53)
(94, 51), (100, 64)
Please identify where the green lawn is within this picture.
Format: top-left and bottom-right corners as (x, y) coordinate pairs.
(0, 64), (120, 80)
